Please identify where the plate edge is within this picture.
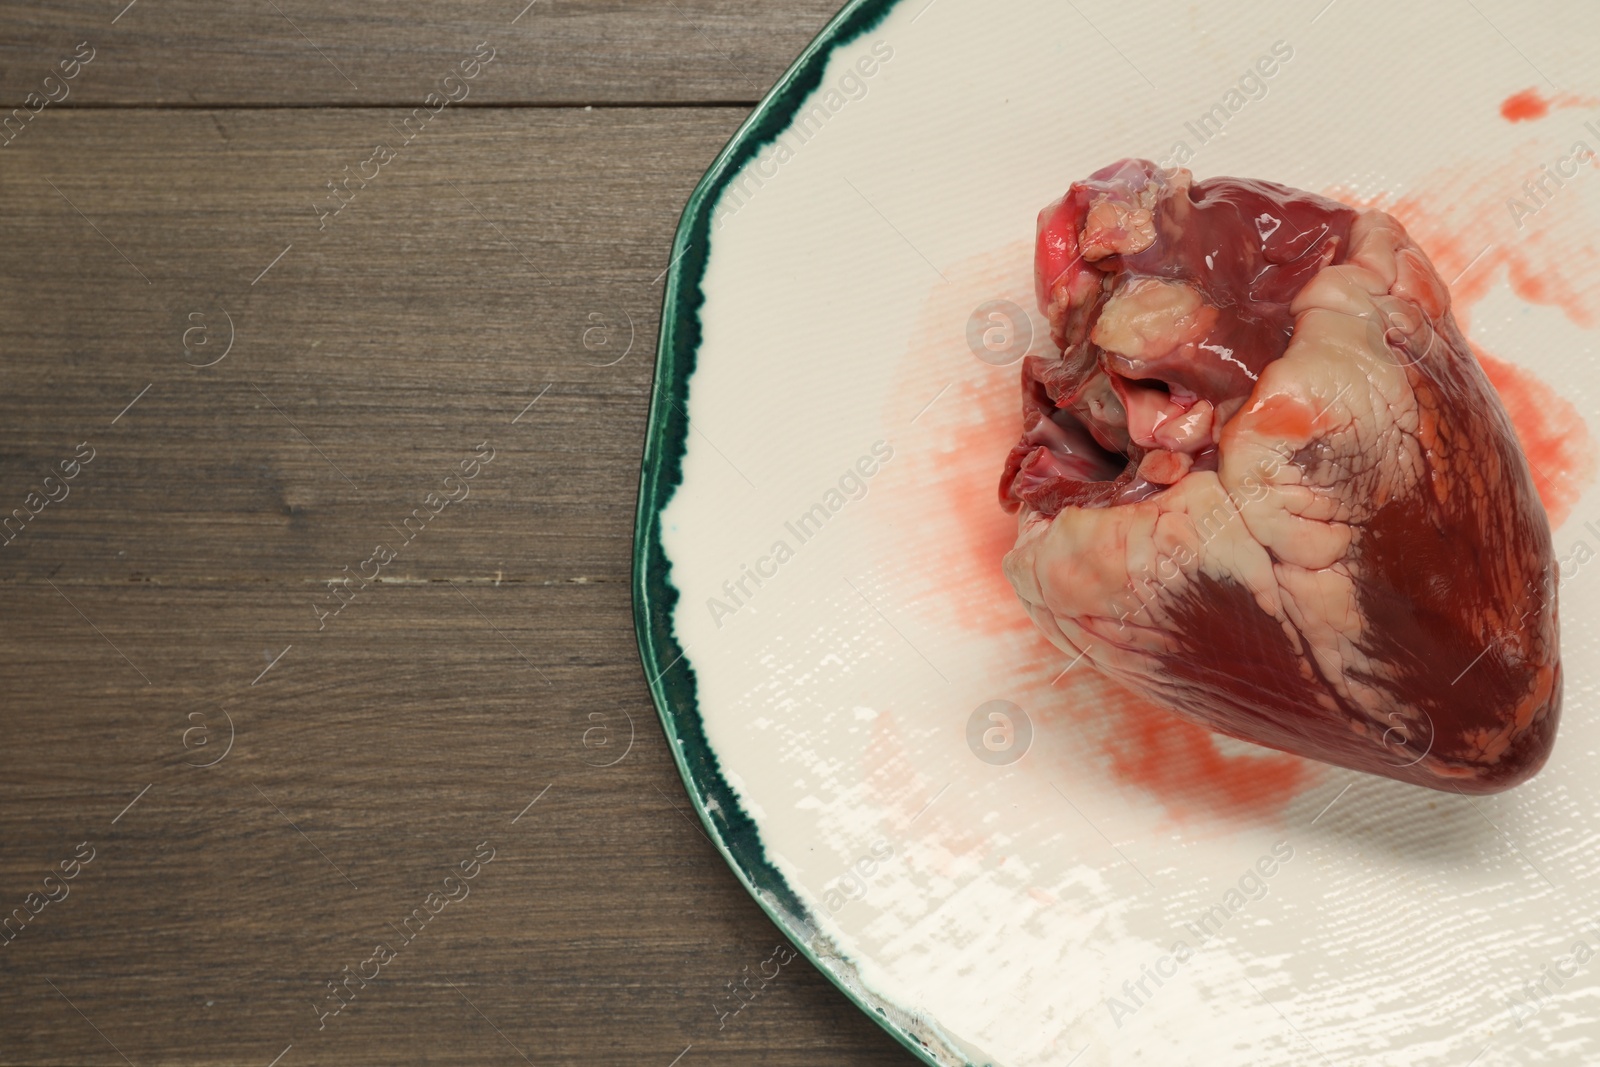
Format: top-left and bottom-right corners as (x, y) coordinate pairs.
(629, 1), (983, 1064)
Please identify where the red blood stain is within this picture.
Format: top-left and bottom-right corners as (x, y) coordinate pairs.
(1499, 88), (1600, 123)
(872, 242), (1049, 650)
(1501, 89), (1550, 122)
(1477, 349), (1595, 527)
(1075, 675), (1315, 820)
(916, 376), (1035, 643)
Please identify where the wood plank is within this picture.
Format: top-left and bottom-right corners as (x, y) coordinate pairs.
(0, 0), (841, 107)
(0, 107), (704, 582)
(0, 109), (917, 1065)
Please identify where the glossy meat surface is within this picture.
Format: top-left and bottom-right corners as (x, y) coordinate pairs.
(1001, 160), (1560, 793)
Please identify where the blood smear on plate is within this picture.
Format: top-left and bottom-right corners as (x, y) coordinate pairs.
(1499, 87), (1600, 122)
(1501, 89), (1551, 122)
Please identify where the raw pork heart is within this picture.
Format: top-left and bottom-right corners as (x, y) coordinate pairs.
(1000, 159), (1560, 794)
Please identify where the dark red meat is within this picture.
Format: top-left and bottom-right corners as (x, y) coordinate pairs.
(1001, 159), (1560, 794)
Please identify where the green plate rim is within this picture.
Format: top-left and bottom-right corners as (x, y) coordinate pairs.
(630, 1), (975, 1064)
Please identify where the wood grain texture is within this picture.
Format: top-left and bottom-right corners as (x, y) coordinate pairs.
(0, 1), (841, 106)
(0, 21), (921, 1063)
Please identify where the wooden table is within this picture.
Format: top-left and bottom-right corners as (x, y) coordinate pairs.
(0, 4), (915, 1063)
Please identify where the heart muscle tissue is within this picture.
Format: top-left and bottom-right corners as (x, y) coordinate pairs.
(1000, 159), (1560, 794)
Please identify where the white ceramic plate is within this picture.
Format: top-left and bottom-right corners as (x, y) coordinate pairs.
(635, 2), (1600, 1063)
